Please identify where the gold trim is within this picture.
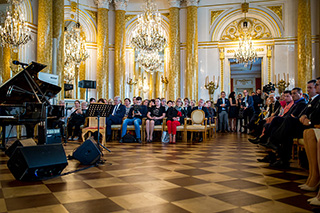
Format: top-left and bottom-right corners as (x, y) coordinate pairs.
(211, 10), (224, 25)
(125, 14), (136, 24)
(267, 5), (282, 20)
(85, 9), (97, 24)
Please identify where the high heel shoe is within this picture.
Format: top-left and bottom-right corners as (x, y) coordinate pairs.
(308, 197), (318, 202)
(300, 181), (320, 191)
(310, 198), (320, 206)
(298, 184), (307, 188)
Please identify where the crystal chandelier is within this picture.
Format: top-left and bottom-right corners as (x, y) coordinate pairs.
(131, 0), (167, 53)
(234, 2), (257, 67)
(137, 50), (162, 72)
(64, 0), (89, 68)
(0, 0), (32, 52)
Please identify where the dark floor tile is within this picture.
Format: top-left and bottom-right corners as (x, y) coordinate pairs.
(270, 182), (306, 193)
(46, 181), (92, 192)
(136, 167), (170, 173)
(0, 169), (11, 174)
(1, 180), (43, 188)
(151, 187), (204, 202)
(215, 179), (266, 189)
(130, 203), (190, 213)
(185, 162), (214, 167)
(64, 198), (124, 213)
(165, 177), (210, 186)
(119, 174), (160, 183)
(267, 172), (307, 181)
(5, 193), (60, 211)
(76, 172), (113, 180)
(0, 189), (3, 198)
(211, 191), (270, 206)
(221, 171), (261, 179)
(223, 164), (258, 170)
(175, 168), (212, 176)
(277, 195), (313, 211)
(188, 158), (217, 162)
(218, 208), (253, 213)
(99, 164), (130, 171)
(96, 185), (143, 197)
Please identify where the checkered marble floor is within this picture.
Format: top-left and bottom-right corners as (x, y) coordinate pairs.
(0, 133), (319, 213)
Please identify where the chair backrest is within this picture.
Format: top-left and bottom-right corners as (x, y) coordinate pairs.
(88, 117), (106, 127)
(191, 110), (205, 124)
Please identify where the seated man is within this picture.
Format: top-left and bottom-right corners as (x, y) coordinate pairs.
(105, 96), (126, 142)
(120, 96), (147, 143)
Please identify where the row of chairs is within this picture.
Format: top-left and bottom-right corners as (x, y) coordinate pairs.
(81, 110), (217, 145)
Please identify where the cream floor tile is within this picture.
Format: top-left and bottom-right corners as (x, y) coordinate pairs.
(185, 183), (237, 195)
(53, 188), (106, 204)
(0, 173), (14, 181)
(2, 185), (51, 198)
(169, 159), (200, 164)
(110, 192), (168, 210)
(147, 171), (189, 180)
(106, 169), (144, 177)
(202, 166), (237, 173)
(158, 164), (195, 171)
(195, 173), (237, 182)
(75, 167), (103, 174)
(0, 164), (8, 169)
(83, 177), (128, 188)
(0, 198), (7, 212)
(173, 196), (235, 213)
(9, 204), (69, 213)
(242, 175), (289, 185)
(242, 186), (300, 200)
(242, 167), (283, 175)
(132, 180), (180, 192)
(242, 201), (310, 213)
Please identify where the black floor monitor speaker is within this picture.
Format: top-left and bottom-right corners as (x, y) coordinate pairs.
(7, 144), (68, 181)
(5, 138), (37, 157)
(64, 83), (73, 91)
(73, 138), (101, 165)
(79, 80), (96, 89)
(38, 128), (62, 145)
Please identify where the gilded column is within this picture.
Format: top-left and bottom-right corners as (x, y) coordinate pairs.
(37, 0), (53, 73)
(168, 0), (181, 100)
(95, 0), (109, 99)
(74, 66), (79, 99)
(53, 0), (64, 100)
(219, 48), (225, 91)
(267, 45), (272, 83)
(2, 47), (11, 83)
(297, 0), (312, 91)
(155, 71), (160, 98)
(79, 62), (86, 99)
(186, 0), (199, 101)
(114, 0), (127, 99)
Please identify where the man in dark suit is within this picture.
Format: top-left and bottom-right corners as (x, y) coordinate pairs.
(241, 90), (254, 133)
(192, 99), (209, 142)
(216, 91), (230, 132)
(270, 81), (320, 168)
(106, 96), (126, 142)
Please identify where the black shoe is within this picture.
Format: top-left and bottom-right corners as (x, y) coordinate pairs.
(106, 135), (112, 142)
(261, 140), (278, 150)
(119, 138), (123, 143)
(257, 153), (276, 163)
(137, 138), (142, 143)
(199, 137), (203, 142)
(248, 137), (260, 144)
(270, 160), (290, 169)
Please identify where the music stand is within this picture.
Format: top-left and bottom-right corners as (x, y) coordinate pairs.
(86, 103), (112, 156)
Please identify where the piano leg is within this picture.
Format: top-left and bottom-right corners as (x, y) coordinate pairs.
(0, 125), (6, 151)
(25, 124), (35, 138)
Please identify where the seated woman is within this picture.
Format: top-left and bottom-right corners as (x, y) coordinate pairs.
(145, 98), (165, 142)
(67, 100), (86, 141)
(166, 99), (186, 144)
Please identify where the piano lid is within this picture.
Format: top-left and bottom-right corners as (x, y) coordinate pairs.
(0, 61), (61, 104)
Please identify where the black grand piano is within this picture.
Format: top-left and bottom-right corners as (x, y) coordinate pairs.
(0, 61), (62, 150)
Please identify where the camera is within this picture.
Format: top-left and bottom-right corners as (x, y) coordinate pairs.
(133, 105), (140, 114)
(263, 82), (275, 94)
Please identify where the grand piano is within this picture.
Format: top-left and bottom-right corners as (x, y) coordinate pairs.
(0, 61), (62, 150)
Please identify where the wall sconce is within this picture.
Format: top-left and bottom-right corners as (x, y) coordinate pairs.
(205, 75), (219, 101)
(274, 73), (289, 94)
(127, 77), (137, 92)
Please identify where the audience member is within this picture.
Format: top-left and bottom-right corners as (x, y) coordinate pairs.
(145, 98), (165, 142)
(217, 91), (230, 133)
(228, 92), (238, 132)
(67, 100), (86, 141)
(166, 99), (186, 143)
(183, 98), (192, 117)
(124, 98), (131, 117)
(106, 96), (126, 142)
(241, 90), (254, 133)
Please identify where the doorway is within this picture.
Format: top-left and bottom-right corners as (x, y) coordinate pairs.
(229, 58), (262, 95)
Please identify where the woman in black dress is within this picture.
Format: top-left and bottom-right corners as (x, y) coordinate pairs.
(166, 99), (187, 143)
(146, 98), (165, 142)
(228, 92), (238, 132)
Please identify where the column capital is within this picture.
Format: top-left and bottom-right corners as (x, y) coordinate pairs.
(114, 0), (128, 11)
(186, 0), (199, 7)
(94, 0), (110, 9)
(168, 0), (181, 8)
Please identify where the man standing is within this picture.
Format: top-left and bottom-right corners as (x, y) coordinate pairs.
(106, 96), (126, 142)
(241, 90), (254, 133)
(120, 96), (147, 143)
(216, 91), (230, 132)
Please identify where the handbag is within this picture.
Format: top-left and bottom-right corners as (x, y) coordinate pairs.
(122, 133), (136, 143)
(161, 131), (170, 143)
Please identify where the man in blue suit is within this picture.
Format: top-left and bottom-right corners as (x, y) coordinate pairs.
(106, 96), (126, 142)
(216, 91), (230, 132)
(241, 90), (254, 133)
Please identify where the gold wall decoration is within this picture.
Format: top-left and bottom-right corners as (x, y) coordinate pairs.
(211, 10), (224, 25)
(162, 13), (170, 19)
(85, 9), (97, 24)
(297, 0), (312, 91)
(219, 48), (224, 91)
(79, 62), (86, 99)
(125, 14), (136, 24)
(221, 18), (271, 41)
(71, 1), (77, 12)
(267, 6), (282, 20)
(267, 45), (272, 83)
